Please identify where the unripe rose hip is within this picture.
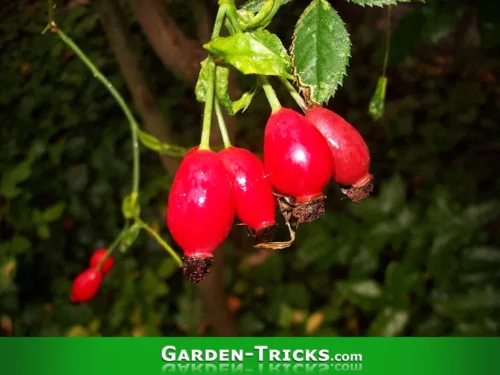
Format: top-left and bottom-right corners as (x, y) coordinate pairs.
(89, 249), (114, 275)
(219, 147), (277, 243)
(263, 108), (333, 223)
(166, 149), (235, 283)
(70, 268), (103, 303)
(305, 106), (373, 203)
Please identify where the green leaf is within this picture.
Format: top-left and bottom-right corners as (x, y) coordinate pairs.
(195, 58), (209, 102)
(367, 308), (409, 336)
(337, 279), (383, 311)
(10, 235), (32, 255)
(137, 129), (188, 157)
(463, 246), (500, 266)
(121, 193), (140, 219)
(385, 261), (419, 306)
(241, 0), (292, 12)
(203, 33), (292, 78)
(120, 224), (141, 253)
(368, 76), (387, 121)
(378, 174), (406, 214)
(0, 159), (33, 199)
(439, 286), (500, 318)
(462, 201), (500, 227)
(346, 0), (412, 7)
(37, 224), (51, 240)
(142, 269), (169, 300)
(157, 257), (178, 279)
(278, 303), (294, 327)
(214, 65), (233, 115)
(291, 0), (351, 105)
(232, 80), (261, 114)
(0, 259), (16, 293)
(252, 29), (291, 72)
(175, 292), (204, 335)
(349, 246), (379, 279)
(42, 202), (66, 222)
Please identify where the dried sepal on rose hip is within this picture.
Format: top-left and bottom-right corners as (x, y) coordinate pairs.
(89, 248), (114, 275)
(70, 268), (103, 303)
(305, 106), (373, 203)
(166, 149), (235, 283)
(219, 147), (278, 244)
(264, 107), (333, 224)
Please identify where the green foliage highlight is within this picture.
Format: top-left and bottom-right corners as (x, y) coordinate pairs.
(137, 129), (188, 156)
(368, 76), (387, 121)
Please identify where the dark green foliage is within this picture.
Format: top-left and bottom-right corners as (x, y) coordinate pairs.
(1, 0), (499, 337)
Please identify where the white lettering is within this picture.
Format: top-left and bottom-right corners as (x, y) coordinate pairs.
(254, 346), (268, 362)
(161, 346), (176, 362)
(318, 350), (329, 362)
(231, 350), (244, 362)
(305, 349), (317, 361)
(292, 349), (304, 362)
(282, 349), (291, 362)
(206, 350), (217, 362)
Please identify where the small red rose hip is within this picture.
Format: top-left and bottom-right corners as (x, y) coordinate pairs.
(305, 106), (373, 203)
(89, 249), (114, 275)
(264, 108), (333, 223)
(166, 149), (235, 283)
(219, 147), (277, 243)
(70, 268), (103, 303)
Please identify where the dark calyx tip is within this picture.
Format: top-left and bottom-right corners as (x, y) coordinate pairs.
(247, 223), (278, 244)
(292, 195), (326, 224)
(342, 177), (374, 204)
(182, 255), (214, 284)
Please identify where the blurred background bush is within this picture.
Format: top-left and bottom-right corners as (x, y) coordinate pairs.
(1, 0), (499, 337)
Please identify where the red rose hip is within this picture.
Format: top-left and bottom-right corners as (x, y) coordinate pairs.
(89, 249), (114, 275)
(70, 268), (103, 303)
(305, 107), (373, 203)
(263, 108), (333, 223)
(166, 149), (235, 283)
(219, 147), (277, 243)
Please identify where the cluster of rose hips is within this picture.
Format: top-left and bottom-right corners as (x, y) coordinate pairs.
(70, 249), (115, 303)
(166, 105), (373, 284)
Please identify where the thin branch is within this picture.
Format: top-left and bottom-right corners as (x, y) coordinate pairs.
(93, 0), (179, 175)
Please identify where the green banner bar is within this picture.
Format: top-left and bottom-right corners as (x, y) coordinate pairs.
(1, 338), (498, 374)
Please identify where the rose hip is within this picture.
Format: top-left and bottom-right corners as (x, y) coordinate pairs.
(219, 147), (277, 243)
(305, 106), (373, 203)
(263, 108), (333, 223)
(166, 149), (235, 283)
(70, 268), (103, 303)
(89, 249), (114, 275)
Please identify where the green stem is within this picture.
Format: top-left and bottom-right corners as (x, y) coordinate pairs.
(225, 1), (243, 33)
(382, 5), (392, 77)
(54, 29), (140, 196)
(214, 99), (232, 148)
(137, 219), (183, 267)
(278, 77), (308, 113)
(259, 76), (281, 113)
(96, 225), (129, 272)
(199, 5), (227, 151)
(212, 4), (227, 38)
(199, 59), (216, 150)
(42, 0), (54, 34)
